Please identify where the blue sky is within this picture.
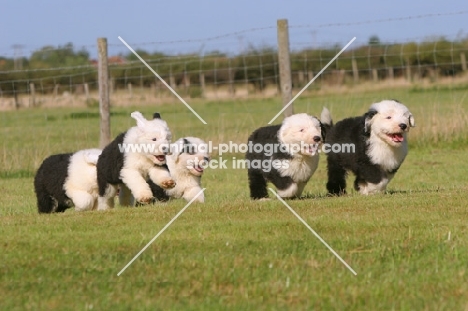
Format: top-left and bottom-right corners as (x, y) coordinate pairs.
(1, 0), (467, 58)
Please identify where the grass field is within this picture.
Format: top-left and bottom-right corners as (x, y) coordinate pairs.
(1, 85), (468, 310)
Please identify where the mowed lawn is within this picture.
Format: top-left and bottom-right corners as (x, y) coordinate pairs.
(1, 86), (468, 310)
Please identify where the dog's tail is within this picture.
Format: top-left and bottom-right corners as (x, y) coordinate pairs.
(320, 107), (333, 137)
(83, 149), (102, 166)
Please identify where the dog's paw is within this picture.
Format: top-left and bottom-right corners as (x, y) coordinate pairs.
(135, 195), (153, 204)
(135, 190), (154, 204)
(160, 179), (176, 189)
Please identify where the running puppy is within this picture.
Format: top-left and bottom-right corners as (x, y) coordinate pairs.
(148, 137), (210, 203)
(97, 112), (175, 209)
(34, 149), (102, 213)
(325, 99), (415, 195)
(246, 109), (332, 199)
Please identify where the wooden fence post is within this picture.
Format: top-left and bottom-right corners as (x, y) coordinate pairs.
(29, 83), (35, 107)
(405, 57), (412, 82)
(461, 53), (467, 72)
(277, 19), (293, 117)
(14, 88), (19, 110)
(109, 78), (115, 95)
(387, 67), (394, 81)
(128, 83), (133, 99)
(184, 71), (190, 94)
(228, 66), (235, 95)
(169, 64), (176, 90)
(298, 71), (305, 86)
(372, 69), (378, 82)
(242, 54), (249, 96)
(352, 58), (359, 83)
(53, 84), (59, 99)
(199, 72), (206, 98)
(98, 37), (111, 149)
(84, 83), (89, 101)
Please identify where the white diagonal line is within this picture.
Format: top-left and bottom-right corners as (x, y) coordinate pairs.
(268, 37), (356, 124)
(118, 36), (207, 125)
(117, 188), (206, 276)
(268, 188), (357, 276)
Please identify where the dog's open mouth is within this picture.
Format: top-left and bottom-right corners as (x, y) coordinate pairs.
(304, 143), (319, 155)
(194, 165), (204, 173)
(154, 155), (166, 162)
(387, 133), (404, 143)
(188, 163), (204, 176)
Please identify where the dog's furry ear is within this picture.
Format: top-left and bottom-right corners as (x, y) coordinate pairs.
(409, 114), (415, 127)
(181, 138), (194, 155)
(320, 122), (326, 141)
(130, 111), (148, 129)
(83, 151), (100, 165)
(277, 125), (288, 143)
(364, 109), (378, 133)
(174, 138), (191, 163)
(320, 107), (333, 127)
(153, 112), (161, 119)
(320, 107), (333, 140)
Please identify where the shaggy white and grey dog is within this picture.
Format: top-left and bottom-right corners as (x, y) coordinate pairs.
(145, 137), (210, 203)
(325, 99), (415, 195)
(246, 109), (332, 199)
(34, 148), (102, 213)
(97, 112), (175, 209)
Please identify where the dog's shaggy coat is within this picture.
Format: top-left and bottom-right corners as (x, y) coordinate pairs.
(325, 99), (415, 195)
(147, 137), (210, 203)
(96, 112), (175, 209)
(34, 149), (102, 213)
(246, 109), (331, 199)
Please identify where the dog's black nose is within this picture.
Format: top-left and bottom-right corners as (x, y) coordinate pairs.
(399, 123), (407, 130)
(313, 136), (321, 142)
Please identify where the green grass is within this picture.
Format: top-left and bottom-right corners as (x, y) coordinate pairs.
(1, 87), (468, 310)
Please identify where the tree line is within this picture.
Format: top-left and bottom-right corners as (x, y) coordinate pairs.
(0, 37), (467, 96)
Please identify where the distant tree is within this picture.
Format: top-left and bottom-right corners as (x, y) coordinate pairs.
(368, 35), (381, 46)
(126, 49), (167, 61)
(0, 57), (15, 70)
(126, 49), (151, 61)
(29, 43), (90, 68)
(233, 46), (277, 90)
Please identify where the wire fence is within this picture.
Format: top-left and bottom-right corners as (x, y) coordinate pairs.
(1, 12), (468, 109)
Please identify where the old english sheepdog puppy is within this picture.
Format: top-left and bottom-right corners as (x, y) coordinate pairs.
(96, 112), (175, 209)
(34, 149), (102, 213)
(147, 137), (210, 203)
(325, 99), (415, 195)
(246, 109), (332, 199)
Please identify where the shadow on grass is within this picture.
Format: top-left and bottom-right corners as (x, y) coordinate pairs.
(297, 187), (444, 199)
(68, 111), (128, 119)
(0, 170), (34, 179)
(386, 187), (443, 195)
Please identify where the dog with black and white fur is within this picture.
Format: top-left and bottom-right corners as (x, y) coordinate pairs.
(325, 99), (415, 195)
(34, 149), (102, 213)
(146, 137), (210, 203)
(246, 109), (332, 199)
(96, 111), (175, 209)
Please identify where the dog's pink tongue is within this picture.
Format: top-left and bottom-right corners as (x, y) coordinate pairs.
(391, 134), (404, 142)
